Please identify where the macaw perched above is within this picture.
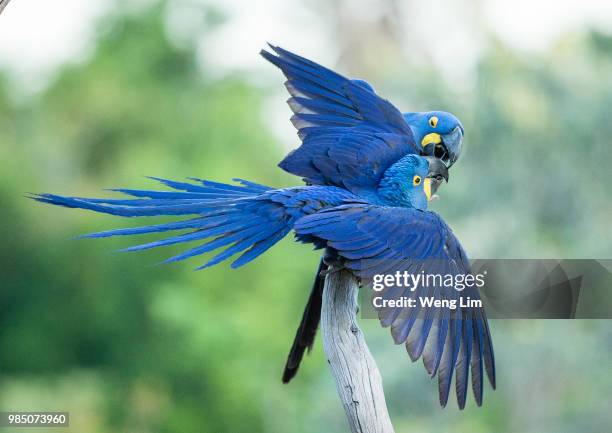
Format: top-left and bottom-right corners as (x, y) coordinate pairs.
(33, 46), (495, 409)
(260, 44), (464, 198)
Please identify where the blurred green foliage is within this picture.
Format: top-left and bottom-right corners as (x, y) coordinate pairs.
(0, 2), (611, 433)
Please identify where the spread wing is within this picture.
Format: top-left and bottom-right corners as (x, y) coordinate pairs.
(295, 204), (496, 408)
(261, 45), (419, 195)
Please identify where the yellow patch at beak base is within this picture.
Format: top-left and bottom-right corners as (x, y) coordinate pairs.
(421, 133), (441, 148)
(424, 178), (432, 201)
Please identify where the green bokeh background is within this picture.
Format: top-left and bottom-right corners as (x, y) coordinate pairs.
(1, 1), (611, 432)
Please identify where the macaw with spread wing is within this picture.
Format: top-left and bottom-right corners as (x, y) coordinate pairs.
(33, 46), (495, 409)
(260, 44), (464, 189)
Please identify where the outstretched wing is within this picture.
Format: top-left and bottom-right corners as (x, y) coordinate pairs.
(33, 179), (356, 270)
(261, 45), (419, 194)
(295, 204), (496, 408)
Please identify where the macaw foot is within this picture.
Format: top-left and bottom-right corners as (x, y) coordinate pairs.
(321, 248), (345, 276)
(319, 264), (343, 278)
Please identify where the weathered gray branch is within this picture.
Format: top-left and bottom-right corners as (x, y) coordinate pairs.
(321, 269), (395, 433)
(0, 0), (11, 15)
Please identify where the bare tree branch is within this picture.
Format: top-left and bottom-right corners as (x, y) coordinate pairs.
(0, 0), (12, 16)
(321, 269), (395, 433)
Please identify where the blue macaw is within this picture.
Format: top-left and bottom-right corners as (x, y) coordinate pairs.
(33, 46), (495, 409)
(260, 44), (465, 186)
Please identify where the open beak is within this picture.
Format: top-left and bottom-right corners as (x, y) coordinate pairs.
(423, 156), (449, 200)
(421, 126), (463, 168)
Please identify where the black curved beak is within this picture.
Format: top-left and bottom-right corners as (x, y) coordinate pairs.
(424, 156), (449, 198)
(424, 156), (449, 183)
(439, 126), (463, 167)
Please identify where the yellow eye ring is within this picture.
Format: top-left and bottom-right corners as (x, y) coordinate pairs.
(413, 175), (422, 186)
(429, 116), (438, 128)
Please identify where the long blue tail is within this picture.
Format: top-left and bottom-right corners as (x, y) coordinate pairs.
(32, 177), (298, 269)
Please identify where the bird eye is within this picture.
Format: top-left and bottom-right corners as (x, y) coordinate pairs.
(429, 116), (438, 128)
(413, 175), (422, 186)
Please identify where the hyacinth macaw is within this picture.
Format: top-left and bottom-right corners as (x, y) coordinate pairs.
(33, 46), (495, 408)
(260, 45), (464, 179)
(34, 155), (494, 408)
(259, 46), (476, 391)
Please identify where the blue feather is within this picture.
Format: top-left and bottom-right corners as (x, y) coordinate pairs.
(81, 217), (206, 238)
